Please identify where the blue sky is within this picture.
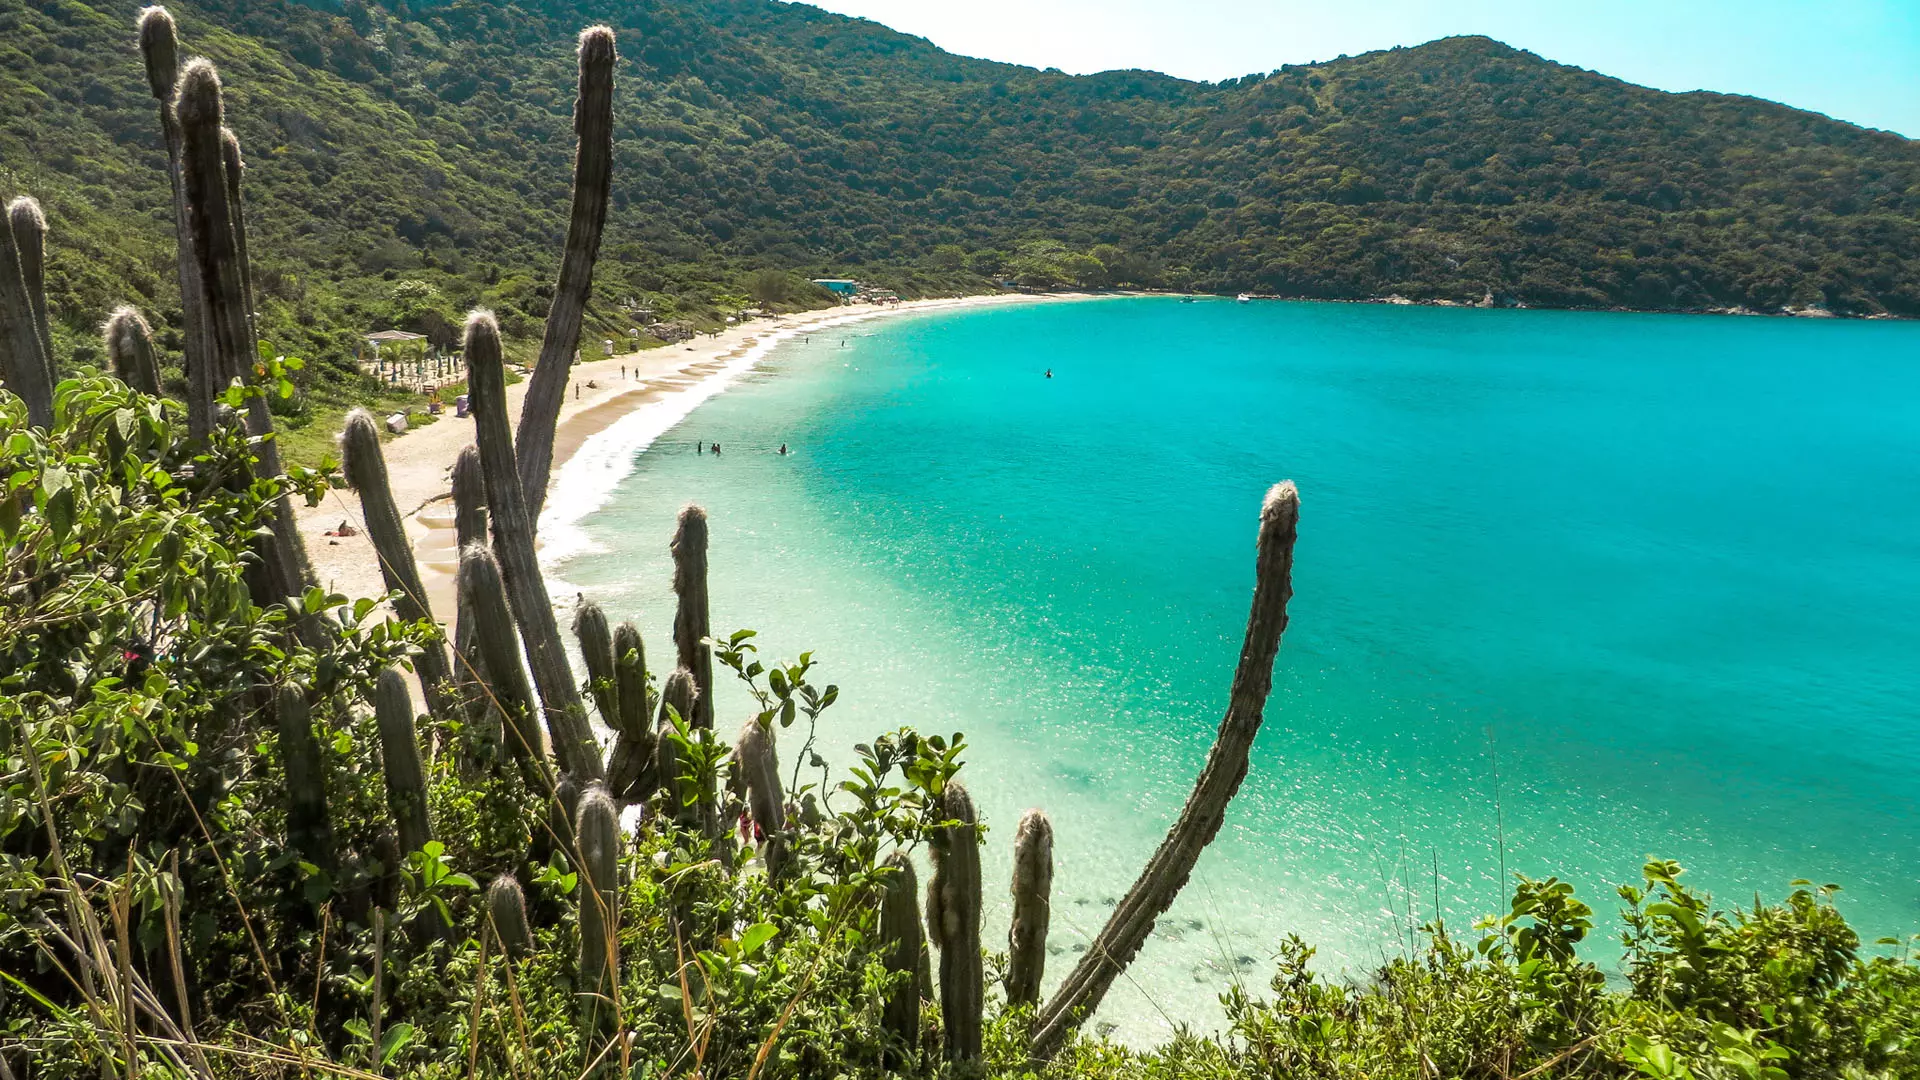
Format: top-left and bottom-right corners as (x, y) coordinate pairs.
(804, 0), (1920, 137)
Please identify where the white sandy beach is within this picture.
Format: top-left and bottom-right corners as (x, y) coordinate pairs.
(295, 292), (1067, 623)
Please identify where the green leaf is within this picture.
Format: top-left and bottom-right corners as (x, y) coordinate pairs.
(737, 921), (778, 958)
(379, 1022), (416, 1064)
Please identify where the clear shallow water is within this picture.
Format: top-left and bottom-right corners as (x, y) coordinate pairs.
(553, 297), (1920, 1041)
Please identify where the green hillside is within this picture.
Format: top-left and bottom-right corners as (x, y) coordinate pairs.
(3, 0), (1916, 382)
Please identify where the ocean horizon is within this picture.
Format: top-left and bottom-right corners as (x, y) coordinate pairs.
(548, 295), (1920, 1041)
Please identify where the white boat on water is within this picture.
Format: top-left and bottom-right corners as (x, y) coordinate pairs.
(1236, 293), (1252, 303)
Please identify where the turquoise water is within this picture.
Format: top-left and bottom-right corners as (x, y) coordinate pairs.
(553, 297), (1920, 1040)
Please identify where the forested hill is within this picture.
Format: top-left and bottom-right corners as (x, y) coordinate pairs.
(4, 0), (1917, 372)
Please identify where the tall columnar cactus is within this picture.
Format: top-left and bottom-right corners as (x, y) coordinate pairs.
(573, 597), (620, 727)
(655, 668), (699, 828)
(879, 851), (924, 1060)
(137, 5), (214, 437)
(456, 542), (552, 785)
(374, 666), (433, 861)
(670, 504), (714, 730)
(1005, 809), (1054, 1009)
(515, 27), (617, 523)
(575, 783), (620, 1034)
(8, 198), (52, 370)
(1031, 482), (1300, 1061)
(0, 197), (53, 428)
(462, 311), (603, 782)
(104, 307), (162, 396)
(486, 873), (532, 958)
(173, 61), (315, 608)
(605, 620), (655, 802)
(927, 781), (983, 1063)
(272, 684), (335, 874)
(734, 719), (785, 876)
(343, 409), (454, 717)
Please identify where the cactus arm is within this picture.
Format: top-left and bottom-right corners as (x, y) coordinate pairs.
(462, 311), (604, 781)
(1006, 808), (1055, 1008)
(219, 128), (257, 377)
(605, 621), (656, 801)
(735, 720), (785, 875)
(515, 27), (617, 524)
(174, 63), (316, 609)
(456, 542), (554, 790)
(879, 852), (924, 1061)
(670, 505), (715, 730)
(104, 306), (163, 396)
(931, 781), (984, 1062)
(485, 874), (533, 957)
(343, 409), (455, 717)
(374, 667), (434, 861)
(0, 200), (53, 428)
(272, 685), (335, 875)
(655, 668), (701, 829)
(575, 783), (620, 1036)
(138, 6), (215, 438)
(8, 198), (53, 373)
(1030, 482), (1300, 1061)
(572, 597), (621, 729)
(449, 445), (503, 758)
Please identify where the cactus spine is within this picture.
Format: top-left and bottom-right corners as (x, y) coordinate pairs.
(1005, 809), (1054, 1009)
(879, 852), (925, 1060)
(456, 542), (552, 785)
(575, 783), (620, 1034)
(605, 620), (655, 802)
(734, 720), (785, 876)
(272, 685), (334, 874)
(670, 505), (714, 731)
(137, 5), (214, 437)
(515, 27), (617, 522)
(104, 307), (162, 396)
(9, 198), (53, 372)
(343, 408), (454, 717)
(462, 311), (603, 782)
(0, 197), (53, 427)
(374, 667), (433, 860)
(486, 873), (532, 958)
(927, 780), (983, 1063)
(1032, 481), (1301, 1061)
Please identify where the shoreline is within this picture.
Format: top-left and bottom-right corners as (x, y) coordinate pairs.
(295, 290), (1090, 620)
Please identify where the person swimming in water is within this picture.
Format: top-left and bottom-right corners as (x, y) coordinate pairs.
(1045, 368), (1053, 378)
(778, 443), (788, 455)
